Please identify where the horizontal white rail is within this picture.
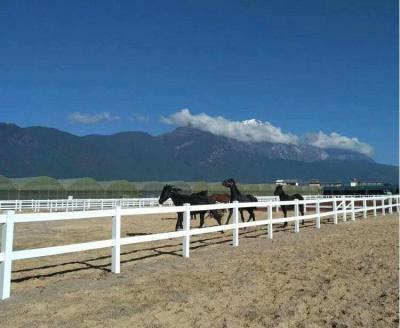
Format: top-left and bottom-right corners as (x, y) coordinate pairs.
(0, 194), (387, 213)
(0, 194), (398, 300)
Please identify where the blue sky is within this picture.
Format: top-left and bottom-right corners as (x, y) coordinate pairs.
(0, 0), (398, 164)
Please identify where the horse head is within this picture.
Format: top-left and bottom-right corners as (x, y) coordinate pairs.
(274, 185), (284, 196)
(159, 184), (174, 204)
(222, 178), (235, 188)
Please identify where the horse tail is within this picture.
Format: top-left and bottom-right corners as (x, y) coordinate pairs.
(247, 194), (258, 211)
(293, 194), (304, 214)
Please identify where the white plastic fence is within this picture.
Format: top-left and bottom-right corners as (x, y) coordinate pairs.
(0, 198), (175, 212)
(0, 195), (398, 300)
(0, 194), (382, 213)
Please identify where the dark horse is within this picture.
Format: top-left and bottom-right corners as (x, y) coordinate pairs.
(274, 185), (304, 227)
(158, 185), (223, 231)
(222, 178), (257, 224)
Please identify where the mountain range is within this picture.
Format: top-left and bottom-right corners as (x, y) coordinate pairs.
(0, 123), (398, 184)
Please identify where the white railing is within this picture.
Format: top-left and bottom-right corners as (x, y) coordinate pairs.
(0, 194), (398, 300)
(0, 194), (383, 213)
(0, 198), (175, 212)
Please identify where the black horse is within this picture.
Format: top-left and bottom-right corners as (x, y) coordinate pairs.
(158, 185), (222, 231)
(274, 185), (304, 227)
(222, 178), (257, 224)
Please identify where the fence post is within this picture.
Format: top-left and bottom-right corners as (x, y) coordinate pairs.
(316, 199), (320, 229)
(363, 198), (367, 219)
(182, 204), (190, 258)
(389, 197), (393, 214)
(342, 196), (347, 222)
(232, 201), (239, 247)
(111, 206), (121, 273)
(333, 198), (338, 224)
(351, 199), (355, 221)
(0, 211), (15, 300)
(294, 199), (299, 233)
(382, 198), (385, 216)
(397, 196), (400, 213)
(268, 204), (273, 239)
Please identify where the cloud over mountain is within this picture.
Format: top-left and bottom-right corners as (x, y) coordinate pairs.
(69, 112), (120, 124)
(162, 109), (299, 145)
(162, 109), (374, 156)
(304, 132), (373, 156)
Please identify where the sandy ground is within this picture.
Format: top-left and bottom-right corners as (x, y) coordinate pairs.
(0, 209), (398, 328)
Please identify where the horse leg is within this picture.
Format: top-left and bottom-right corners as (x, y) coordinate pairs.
(199, 212), (205, 228)
(176, 213), (183, 231)
(251, 208), (256, 221)
(246, 209), (254, 222)
(300, 205), (305, 225)
(239, 209), (245, 223)
(282, 207), (288, 227)
(213, 210), (222, 226)
(225, 208), (233, 225)
(212, 210), (224, 233)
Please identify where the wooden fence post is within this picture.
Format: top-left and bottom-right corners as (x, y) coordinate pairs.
(232, 201), (239, 247)
(382, 198), (385, 216)
(389, 197), (393, 214)
(182, 204), (190, 258)
(316, 199), (321, 229)
(373, 198), (377, 216)
(268, 204), (273, 239)
(294, 199), (299, 233)
(0, 211), (15, 300)
(111, 206), (121, 273)
(351, 199), (355, 221)
(333, 198), (338, 224)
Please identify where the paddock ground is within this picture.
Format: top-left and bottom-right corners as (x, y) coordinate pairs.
(0, 210), (398, 327)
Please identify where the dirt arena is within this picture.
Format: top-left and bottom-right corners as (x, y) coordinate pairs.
(0, 210), (398, 327)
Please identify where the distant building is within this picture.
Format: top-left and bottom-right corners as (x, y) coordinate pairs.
(323, 180), (393, 195)
(275, 179), (299, 186)
(350, 179), (359, 187)
(309, 180), (321, 187)
(321, 182), (343, 187)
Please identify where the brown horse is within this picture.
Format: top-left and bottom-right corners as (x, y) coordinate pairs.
(209, 193), (230, 203)
(206, 193), (230, 219)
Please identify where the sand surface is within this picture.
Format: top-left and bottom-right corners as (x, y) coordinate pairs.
(0, 210), (398, 327)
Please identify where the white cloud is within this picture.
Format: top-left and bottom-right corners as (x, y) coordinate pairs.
(135, 115), (150, 124)
(161, 109), (299, 145)
(162, 109), (374, 157)
(69, 112), (120, 124)
(304, 131), (373, 156)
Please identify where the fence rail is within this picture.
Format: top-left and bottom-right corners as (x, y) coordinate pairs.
(0, 194), (384, 212)
(0, 194), (398, 300)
